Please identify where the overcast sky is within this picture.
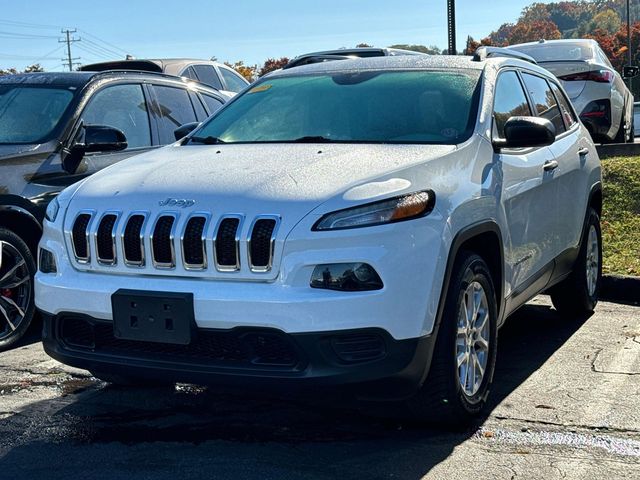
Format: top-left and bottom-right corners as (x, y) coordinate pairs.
(1, 0), (556, 71)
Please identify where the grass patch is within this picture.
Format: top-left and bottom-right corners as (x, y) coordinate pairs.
(601, 156), (640, 276)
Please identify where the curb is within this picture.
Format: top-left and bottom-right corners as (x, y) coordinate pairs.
(600, 275), (640, 305)
(596, 142), (640, 159)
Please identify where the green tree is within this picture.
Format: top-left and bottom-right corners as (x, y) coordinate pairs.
(580, 8), (622, 35)
(389, 44), (442, 54)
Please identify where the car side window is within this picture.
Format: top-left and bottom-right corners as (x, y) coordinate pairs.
(493, 71), (532, 139)
(550, 82), (577, 130)
(189, 91), (209, 121)
(521, 73), (566, 136)
(201, 94), (224, 116)
(181, 66), (198, 81)
(81, 83), (152, 149)
(192, 65), (223, 90)
(218, 67), (248, 93)
(153, 85), (198, 144)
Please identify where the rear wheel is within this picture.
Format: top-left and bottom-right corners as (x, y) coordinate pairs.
(405, 251), (498, 424)
(549, 208), (601, 317)
(0, 228), (36, 352)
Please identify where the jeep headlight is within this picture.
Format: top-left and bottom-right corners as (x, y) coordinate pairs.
(313, 190), (435, 231)
(45, 198), (60, 223)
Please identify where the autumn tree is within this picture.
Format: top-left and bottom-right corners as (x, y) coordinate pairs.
(389, 44), (442, 54)
(508, 19), (562, 44)
(225, 60), (257, 82)
(580, 8), (622, 36)
(258, 57), (290, 77)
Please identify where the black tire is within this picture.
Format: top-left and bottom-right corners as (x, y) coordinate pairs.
(549, 208), (601, 317)
(628, 118), (635, 143)
(614, 109), (629, 143)
(405, 251), (498, 425)
(0, 228), (36, 352)
(90, 370), (174, 388)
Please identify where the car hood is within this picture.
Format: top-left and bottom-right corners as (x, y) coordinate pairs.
(68, 143), (456, 221)
(0, 143), (44, 159)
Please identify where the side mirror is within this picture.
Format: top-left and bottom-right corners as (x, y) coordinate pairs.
(77, 124), (128, 153)
(62, 124), (128, 174)
(624, 65), (639, 79)
(174, 122), (201, 141)
(494, 116), (556, 151)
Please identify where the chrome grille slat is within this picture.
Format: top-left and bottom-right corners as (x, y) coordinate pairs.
(95, 213), (119, 265)
(71, 213), (93, 263)
(182, 215), (208, 270)
(248, 216), (279, 273)
(214, 216), (242, 272)
(151, 215), (177, 269)
(122, 213), (147, 267)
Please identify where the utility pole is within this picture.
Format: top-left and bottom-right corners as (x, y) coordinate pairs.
(447, 0), (457, 55)
(59, 29), (80, 71)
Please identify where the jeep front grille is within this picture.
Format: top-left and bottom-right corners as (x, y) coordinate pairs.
(70, 211), (280, 274)
(151, 215), (176, 268)
(95, 213), (118, 265)
(71, 213), (92, 263)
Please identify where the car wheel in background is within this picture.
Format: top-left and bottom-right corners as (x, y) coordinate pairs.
(0, 228), (36, 352)
(550, 208), (601, 317)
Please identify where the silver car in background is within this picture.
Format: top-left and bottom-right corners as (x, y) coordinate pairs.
(508, 39), (634, 143)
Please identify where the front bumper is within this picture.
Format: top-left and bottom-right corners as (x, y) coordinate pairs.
(42, 312), (436, 398)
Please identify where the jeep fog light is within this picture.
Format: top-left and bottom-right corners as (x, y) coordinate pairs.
(310, 263), (383, 291)
(39, 248), (57, 274)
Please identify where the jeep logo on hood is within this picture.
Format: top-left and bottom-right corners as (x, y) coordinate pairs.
(158, 198), (196, 208)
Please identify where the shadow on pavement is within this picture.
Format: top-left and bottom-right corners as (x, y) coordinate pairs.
(0, 302), (588, 480)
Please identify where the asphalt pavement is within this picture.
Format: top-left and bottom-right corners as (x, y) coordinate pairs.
(0, 296), (639, 479)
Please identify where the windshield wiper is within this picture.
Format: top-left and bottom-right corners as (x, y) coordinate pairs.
(188, 136), (225, 145)
(291, 136), (335, 143)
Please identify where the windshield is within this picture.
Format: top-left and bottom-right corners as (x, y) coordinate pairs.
(193, 70), (481, 144)
(0, 85), (75, 144)
(510, 43), (594, 62)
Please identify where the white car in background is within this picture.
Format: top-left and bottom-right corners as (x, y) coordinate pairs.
(508, 39), (634, 143)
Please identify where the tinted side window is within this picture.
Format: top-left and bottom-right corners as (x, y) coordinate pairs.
(192, 65), (223, 90)
(189, 91), (209, 121)
(181, 66), (198, 81)
(201, 95), (224, 115)
(493, 71), (531, 139)
(521, 73), (566, 135)
(153, 85), (198, 144)
(550, 82), (577, 129)
(219, 67), (248, 93)
(82, 84), (151, 149)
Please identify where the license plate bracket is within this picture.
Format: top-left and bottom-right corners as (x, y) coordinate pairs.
(111, 289), (194, 345)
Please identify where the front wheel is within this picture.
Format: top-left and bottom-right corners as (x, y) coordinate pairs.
(405, 251), (498, 425)
(549, 208), (601, 317)
(0, 228), (36, 352)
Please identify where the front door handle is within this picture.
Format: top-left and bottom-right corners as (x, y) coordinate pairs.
(543, 160), (559, 172)
(578, 147), (589, 156)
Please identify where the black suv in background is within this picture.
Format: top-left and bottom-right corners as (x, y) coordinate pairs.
(0, 70), (227, 350)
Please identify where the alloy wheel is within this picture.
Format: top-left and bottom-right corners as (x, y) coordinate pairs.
(585, 225), (599, 297)
(456, 281), (490, 397)
(0, 240), (31, 340)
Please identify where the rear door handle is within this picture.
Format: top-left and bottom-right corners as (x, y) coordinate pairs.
(543, 160), (559, 172)
(578, 147), (589, 156)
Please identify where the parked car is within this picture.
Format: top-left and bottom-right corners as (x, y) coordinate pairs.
(634, 102), (640, 137)
(0, 70), (227, 350)
(284, 46), (426, 69)
(36, 48), (602, 424)
(80, 59), (249, 96)
(507, 39), (634, 143)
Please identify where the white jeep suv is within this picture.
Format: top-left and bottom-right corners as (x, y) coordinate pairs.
(35, 48), (602, 423)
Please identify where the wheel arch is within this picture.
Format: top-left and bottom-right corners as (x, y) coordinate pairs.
(0, 200), (43, 255)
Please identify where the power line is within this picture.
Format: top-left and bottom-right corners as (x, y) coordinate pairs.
(78, 29), (130, 56)
(75, 43), (112, 61)
(0, 30), (59, 39)
(0, 19), (61, 30)
(81, 38), (123, 58)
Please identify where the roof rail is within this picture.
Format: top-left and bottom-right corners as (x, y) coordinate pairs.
(472, 46), (537, 65)
(283, 54), (354, 70)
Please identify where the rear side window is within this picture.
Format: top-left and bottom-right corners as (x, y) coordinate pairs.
(192, 65), (223, 90)
(219, 67), (248, 93)
(181, 66), (198, 81)
(201, 95), (224, 115)
(521, 73), (566, 136)
(550, 82), (577, 129)
(82, 84), (152, 149)
(189, 91), (209, 121)
(493, 71), (531, 139)
(153, 85), (198, 144)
